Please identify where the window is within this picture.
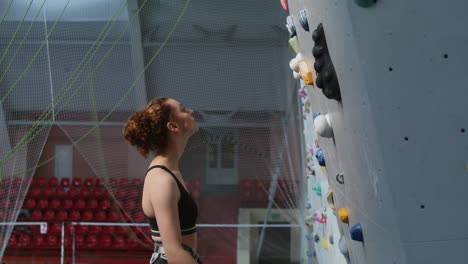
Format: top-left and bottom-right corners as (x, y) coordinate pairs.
(206, 129), (238, 185)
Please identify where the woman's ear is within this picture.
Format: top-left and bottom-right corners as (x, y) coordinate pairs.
(167, 121), (178, 132)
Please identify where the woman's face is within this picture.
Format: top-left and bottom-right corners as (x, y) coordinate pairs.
(167, 99), (199, 136)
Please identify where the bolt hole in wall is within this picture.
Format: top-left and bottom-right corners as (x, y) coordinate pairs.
(420, 204), (425, 209)
(388, 67), (393, 72)
(404, 136), (409, 141)
(461, 128), (465, 133)
(443, 53), (448, 59)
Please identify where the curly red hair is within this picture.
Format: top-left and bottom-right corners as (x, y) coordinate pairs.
(123, 97), (172, 158)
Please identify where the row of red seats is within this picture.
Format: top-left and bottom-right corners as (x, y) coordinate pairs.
(23, 198), (113, 211)
(27, 186), (112, 200)
(7, 232), (151, 250)
(26, 209), (121, 222)
(31, 177), (144, 189)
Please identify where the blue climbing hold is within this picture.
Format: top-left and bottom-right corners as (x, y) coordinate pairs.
(315, 148), (326, 167)
(312, 111), (321, 120)
(350, 223), (364, 242)
(298, 9), (309, 32)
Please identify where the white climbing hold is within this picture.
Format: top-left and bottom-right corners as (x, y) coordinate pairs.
(314, 113), (333, 138)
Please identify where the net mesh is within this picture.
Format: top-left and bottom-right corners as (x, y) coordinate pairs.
(0, 0), (306, 262)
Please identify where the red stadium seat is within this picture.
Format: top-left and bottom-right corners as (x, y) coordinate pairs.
(131, 178), (143, 186)
(74, 199), (86, 210)
(96, 178), (105, 187)
(81, 210), (94, 221)
(107, 211), (119, 222)
(128, 188), (139, 199)
(56, 210), (68, 221)
(34, 235), (45, 247)
(31, 210), (42, 221)
(89, 225), (103, 234)
(99, 199), (112, 210)
(127, 237), (139, 249)
(60, 178), (71, 188)
(50, 222), (62, 233)
(119, 178), (129, 187)
(90, 187), (103, 198)
(49, 198), (61, 210)
(42, 187), (54, 198)
(103, 225), (116, 233)
(94, 210), (107, 222)
(84, 178), (94, 187)
(46, 234), (58, 247)
(69, 210), (81, 221)
(23, 198), (36, 210)
(76, 225), (89, 234)
(125, 200), (137, 211)
(109, 178), (118, 188)
(37, 199), (48, 209)
(75, 234), (85, 248)
(192, 178), (202, 188)
(43, 210), (55, 221)
(18, 233), (31, 248)
(79, 188), (90, 199)
(55, 186), (66, 198)
(99, 234), (112, 248)
(67, 187), (79, 199)
(87, 199), (98, 210)
(113, 235), (126, 248)
(48, 177), (59, 187)
(72, 178), (82, 188)
(7, 234), (17, 248)
(29, 187), (42, 199)
(85, 234), (98, 248)
(62, 199), (73, 210)
(36, 177), (47, 188)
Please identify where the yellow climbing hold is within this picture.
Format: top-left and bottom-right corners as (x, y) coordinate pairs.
(338, 208), (349, 224)
(288, 36), (299, 54)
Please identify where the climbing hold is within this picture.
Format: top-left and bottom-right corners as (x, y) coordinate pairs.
(322, 236), (329, 249)
(306, 249), (312, 257)
(299, 86), (307, 99)
(338, 208), (349, 224)
(280, 0), (289, 12)
(336, 173), (344, 184)
(338, 234), (350, 260)
(298, 9), (309, 32)
(306, 202), (312, 210)
(329, 234), (334, 245)
(289, 57), (300, 72)
(305, 233), (312, 241)
(311, 23), (341, 101)
(312, 111), (321, 120)
(315, 139), (320, 148)
(288, 36), (299, 54)
(293, 71), (301, 79)
(315, 148), (326, 167)
(312, 183), (322, 196)
(326, 188), (336, 210)
(314, 234), (320, 243)
(353, 0), (376, 8)
(299, 60), (314, 85)
(286, 16), (296, 38)
(350, 223), (364, 242)
(314, 113), (333, 138)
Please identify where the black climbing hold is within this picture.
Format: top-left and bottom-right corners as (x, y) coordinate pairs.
(336, 173), (344, 184)
(353, 0), (376, 8)
(312, 23), (341, 101)
(314, 60), (324, 72)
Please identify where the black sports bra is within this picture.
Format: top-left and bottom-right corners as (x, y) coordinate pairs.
(145, 165), (198, 237)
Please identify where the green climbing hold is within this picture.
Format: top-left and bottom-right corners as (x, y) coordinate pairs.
(353, 0), (376, 7)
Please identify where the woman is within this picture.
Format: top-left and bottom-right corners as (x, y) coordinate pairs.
(123, 97), (201, 264)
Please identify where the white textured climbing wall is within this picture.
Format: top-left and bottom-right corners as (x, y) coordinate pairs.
(290, 0), (468, 263)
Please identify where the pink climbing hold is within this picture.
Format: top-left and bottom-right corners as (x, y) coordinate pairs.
(280, 0), (288, 12)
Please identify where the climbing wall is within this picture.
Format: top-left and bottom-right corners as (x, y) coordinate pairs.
(287, 0), (468, 263)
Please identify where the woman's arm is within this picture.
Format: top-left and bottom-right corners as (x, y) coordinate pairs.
(149, 171), (197, 264)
